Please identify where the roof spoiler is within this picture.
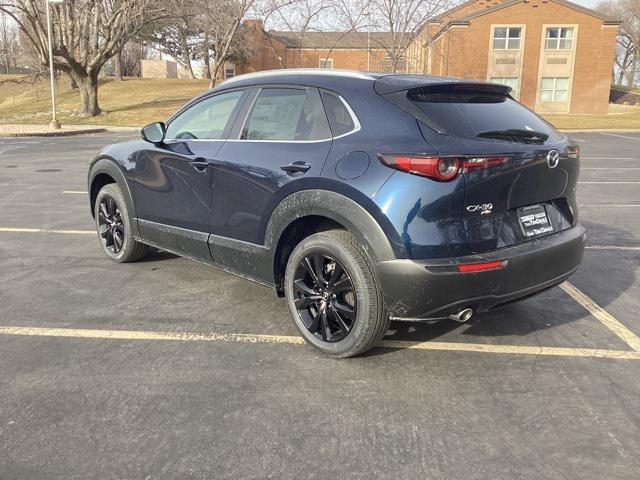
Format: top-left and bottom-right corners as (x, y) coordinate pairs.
(374, 75), (512, 95)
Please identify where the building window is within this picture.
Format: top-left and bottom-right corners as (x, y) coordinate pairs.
(490, 77), (519, 98)
(225, 67), (235, 79)
(540, 77), (569, 102)
(493, 27), (521, 50)
(319, 58), (333, 69)
(545, 27), (574, 50)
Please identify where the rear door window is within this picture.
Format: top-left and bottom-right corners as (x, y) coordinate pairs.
(241, 88), (331, 141)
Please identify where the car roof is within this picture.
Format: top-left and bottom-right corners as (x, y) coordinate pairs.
(212, 69), (478, 92)
(184, 69), (508, 106)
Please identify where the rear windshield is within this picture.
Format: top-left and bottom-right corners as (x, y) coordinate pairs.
(405, 90), (561, 141)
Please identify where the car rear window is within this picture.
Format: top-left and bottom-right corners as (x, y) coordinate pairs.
(391, 87), (561, 142)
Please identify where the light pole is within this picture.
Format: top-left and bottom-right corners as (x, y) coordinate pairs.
(364, 11), (371, 72)
(46, 0), (65, 129)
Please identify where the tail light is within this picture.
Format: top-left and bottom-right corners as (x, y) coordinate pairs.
(568, 146), (580, 159)
(379, 154), (510, 181)
(457, 260), (504, 273)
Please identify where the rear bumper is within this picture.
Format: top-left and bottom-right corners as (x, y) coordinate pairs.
(375, 225), (586, 320)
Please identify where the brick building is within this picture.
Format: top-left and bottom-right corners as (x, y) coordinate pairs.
(236, 20), (398, 75)
(404, 0), (620, 114)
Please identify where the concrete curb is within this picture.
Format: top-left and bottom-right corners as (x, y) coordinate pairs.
(560, 128), (640, 133)
(1, 128), (107, 138)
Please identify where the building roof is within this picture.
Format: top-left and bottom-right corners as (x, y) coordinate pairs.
(427, 0), (620, 27)
(268, 30), (398, 50)
(459, 0), (621, 24)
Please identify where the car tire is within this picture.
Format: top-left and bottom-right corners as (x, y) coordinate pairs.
(94, 183), (149, 263)
(284, 229), (389, 357)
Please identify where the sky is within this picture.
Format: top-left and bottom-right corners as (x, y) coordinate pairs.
(572, 0), (600, 8)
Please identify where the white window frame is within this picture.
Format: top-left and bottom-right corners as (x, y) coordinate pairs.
(492, 26), (522, 50)
(545, 27), (574, 50)
(319, 58), (333, 69)
(539, 77), (570, 103)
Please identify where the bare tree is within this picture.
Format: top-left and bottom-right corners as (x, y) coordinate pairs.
(598, 0), (639, 87)
(369, 0), (451, 72)
(200, 0), (257, 88)
(0, 0), (163, 116)
(0, 11), (18, 73)
(140, 0), (199, 79)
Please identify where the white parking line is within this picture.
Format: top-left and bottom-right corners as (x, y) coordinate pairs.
(1, 325), (639, 360)
(581, 157), (635, 160)
(63, 190), (88, 194)
(0, 227), (94, 235)
(560, 282), (640, 352)
(581, 167), (640, 170)
(580, 204), (639, 207)
(578, 182), (640, 184)
(600, 133), (640, 141)
(585, 245), (640, 251)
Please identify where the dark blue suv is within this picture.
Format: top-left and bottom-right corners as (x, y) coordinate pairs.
(88, 69), (585, 357)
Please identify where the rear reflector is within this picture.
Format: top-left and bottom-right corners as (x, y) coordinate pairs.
(461, 156), (510, 171)
(456, 260), (503, 273)
(379, 154), (510, 181)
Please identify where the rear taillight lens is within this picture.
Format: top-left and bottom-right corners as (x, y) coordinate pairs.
(457, 260), (504, 273)
(461, 156), (510, 171)
(379, 154), (510, 181)
(378, 155), (459, 181)
(568, 146), (580, 159)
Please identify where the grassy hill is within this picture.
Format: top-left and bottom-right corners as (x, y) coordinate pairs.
(1, 74), (640, 130)
(0, 75), (209, 127)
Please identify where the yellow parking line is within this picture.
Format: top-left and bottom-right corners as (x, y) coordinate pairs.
(1, 325), (639, 360)
(0, 227), (94, 235)
(560, 282), (640, 352)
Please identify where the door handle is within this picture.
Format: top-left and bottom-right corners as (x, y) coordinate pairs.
(189, 160), (209, 173)
(280, 162), (311, 174)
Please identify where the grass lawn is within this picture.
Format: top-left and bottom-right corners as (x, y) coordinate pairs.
(2, 74), (640, 130)
(0, 75), (209, 127)
(545, 104), (640, 130)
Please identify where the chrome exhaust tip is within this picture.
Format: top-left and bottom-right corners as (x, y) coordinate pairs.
(449, 308), (474, 323)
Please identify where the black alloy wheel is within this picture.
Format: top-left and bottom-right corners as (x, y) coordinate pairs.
(97, 195), (125, 254)
(292, 251), (357, 343)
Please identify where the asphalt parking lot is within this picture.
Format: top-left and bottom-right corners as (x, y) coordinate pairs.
(1, 131), (639, 479)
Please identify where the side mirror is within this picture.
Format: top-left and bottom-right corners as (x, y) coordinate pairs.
(141, 122), (166, 144)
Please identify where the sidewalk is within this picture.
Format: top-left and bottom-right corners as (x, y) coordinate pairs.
(0, 124), (138, 137)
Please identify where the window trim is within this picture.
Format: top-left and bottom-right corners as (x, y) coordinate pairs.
(164, 88), (249, 142)
(228, 85), (360, 143)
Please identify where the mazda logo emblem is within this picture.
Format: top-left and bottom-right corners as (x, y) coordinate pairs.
(546, 150), (560, 169)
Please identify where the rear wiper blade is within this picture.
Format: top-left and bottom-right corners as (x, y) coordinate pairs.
(477, 129), (549, 141)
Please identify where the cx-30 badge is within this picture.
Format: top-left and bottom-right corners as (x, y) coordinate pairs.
(546, 150), (560, 169)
